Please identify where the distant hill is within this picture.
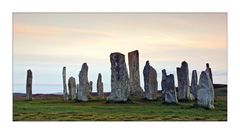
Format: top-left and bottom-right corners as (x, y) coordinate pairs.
(213, 84), (227, 88)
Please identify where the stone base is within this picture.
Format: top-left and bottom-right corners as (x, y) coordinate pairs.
(130, 88), (144, 97)
(193, 103), (215, 109)
(143, 97), (158, 101)
(106, 95), (128, 102)
(77, 96), (88, 102)
(106, 97), (131, 103)
(25, 98), (32, 101)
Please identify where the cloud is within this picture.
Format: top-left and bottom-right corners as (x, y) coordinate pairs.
(13, 13), (227, 86)
(13, 24), (112, 38)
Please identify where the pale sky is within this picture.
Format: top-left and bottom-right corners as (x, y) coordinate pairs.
(13, 13), (227, 93)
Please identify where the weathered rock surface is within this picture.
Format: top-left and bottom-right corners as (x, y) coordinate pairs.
(206, 63), (213, 83)
(128, 50), (144, 96)
(68, 76), (77, 100)
(176, 61), (191, 101)
(190, 70), (198, 99)
(26, 69), (32, 101)
(62, 67), (68, 101)
(97, 73), (104, 98)
(143, 61), (158, 100)
(89, 81), (93, 96)
(197, 71), (215, 109)
(76, 84), (79, 100)
(77, 63), (89, 101)
(161, 69), (167, 101)
(107, 52), (129, 102)
(164, 74), (178, 104)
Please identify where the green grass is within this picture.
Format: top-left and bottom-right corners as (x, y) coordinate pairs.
(13, 96), (227, 121)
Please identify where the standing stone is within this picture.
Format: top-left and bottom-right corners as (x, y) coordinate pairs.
(107, 52), (129, 102)
(62, 67), (68, 101)
(190, 70), (198, 100)
(76, 84), (79, 100)
(176, 61), (191, 101)
(164, 74), (178, 104)
(143, 61), (158, 100)
(97, 73), (104, 98)
(161, 69), (167, 101)
(68, 77), (77, 100)
(89, 81), (93, 96)
(26, 69), (32, 100)
(197, 71), (215, 109)
(77, 63), (89, 101)
(128, 50), (144, 96)
(206, 63), (213, 84)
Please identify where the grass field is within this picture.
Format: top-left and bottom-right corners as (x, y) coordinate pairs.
(13, 87), (227, 121)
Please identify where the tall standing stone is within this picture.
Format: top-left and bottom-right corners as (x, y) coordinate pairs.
(190, 70), (198, 100)
(128, 50), (144, 96)
(176, 61), (191, 101)
(68, 76), (77, 100)
(161, 69), (167, 101)
(197, 71), (215, 109)
(89, 81), (93, 96)
(76, 84), (79, 100)
(143, 61), (158, 100)
(62, 67), (68, 101)
(26, 69), (32, 100)
(97, 73), (104, 98)
(206, 63), (213, 84)
(77, 63), (89, 101)
(164, 74), (178, 104)
(107, 52), (129, 102)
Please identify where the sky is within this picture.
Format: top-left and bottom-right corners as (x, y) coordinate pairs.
(13, 13), (227, 93)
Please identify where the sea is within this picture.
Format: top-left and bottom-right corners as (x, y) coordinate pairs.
(13, 72), (226, 94)
(14, 83), (66, 94)
(13, 83), (111, 94)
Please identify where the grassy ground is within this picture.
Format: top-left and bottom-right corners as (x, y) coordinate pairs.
(13, 87), (227, 121)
